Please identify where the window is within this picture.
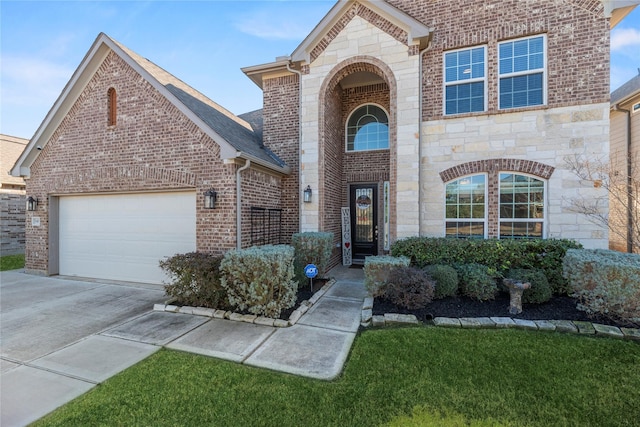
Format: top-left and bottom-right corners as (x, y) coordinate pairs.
(107, 87), (117, 126)
(346, 104), (389, 151)
(445, 174), (486, 238)
(444, 46), (486, 115)
(499, 173), (545, 239)
(498, 35), (545, 109)
(633, 102), (640, 114)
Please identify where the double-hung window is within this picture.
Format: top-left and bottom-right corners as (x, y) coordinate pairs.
(498, 35), (546, 109)
(499, 173), (545, 239)
(445, 174), (487, 238)
(444, 46), (486, 115)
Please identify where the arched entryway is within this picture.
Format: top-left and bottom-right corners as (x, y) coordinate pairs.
(318, 56), (397, 266)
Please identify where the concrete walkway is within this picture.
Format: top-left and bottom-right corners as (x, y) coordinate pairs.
(0, 266), (365, 427)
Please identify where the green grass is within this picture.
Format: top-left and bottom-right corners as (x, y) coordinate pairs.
(0, 253), (24, 271)
(34, 327), (640, 427)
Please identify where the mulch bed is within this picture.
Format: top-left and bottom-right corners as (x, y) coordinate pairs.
(373, 293), (638, 329)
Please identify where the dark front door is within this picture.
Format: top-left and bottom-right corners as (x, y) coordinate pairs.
(350, 184), (378, 263)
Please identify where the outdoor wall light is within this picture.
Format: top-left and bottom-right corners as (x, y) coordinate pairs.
(203, 189), (217, 209)
(27, 196), (38, 211)
(303, 185), (312, 203)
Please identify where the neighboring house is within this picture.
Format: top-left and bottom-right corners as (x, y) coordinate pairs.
(1, 134), (28, 255)
(610, 73), (640, 253)
(11, 0), (637, 284)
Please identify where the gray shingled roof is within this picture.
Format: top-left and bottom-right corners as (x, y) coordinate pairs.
(113, 38), (286, 170)
(611, 73), (640, 105)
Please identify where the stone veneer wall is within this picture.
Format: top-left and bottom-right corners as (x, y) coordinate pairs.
(0, 193), (26, 256)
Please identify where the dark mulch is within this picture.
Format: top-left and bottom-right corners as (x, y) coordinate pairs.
(373, 292), (638, 329)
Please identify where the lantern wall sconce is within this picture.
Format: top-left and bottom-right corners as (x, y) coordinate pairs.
(203, 189), (217, 209)
(27, 196), (38, 211)
(303, 185), (312, 203)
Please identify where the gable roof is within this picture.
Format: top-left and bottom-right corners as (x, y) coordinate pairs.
(1, 134), (28, 188)
(11, 33), (289, 178)
(611, 73), (640, 107)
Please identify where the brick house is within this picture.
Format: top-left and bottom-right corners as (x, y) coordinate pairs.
(11, 0), (637, 284)
(610, 73), (640, 253)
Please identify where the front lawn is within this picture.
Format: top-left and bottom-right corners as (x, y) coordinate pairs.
(34, 327), (639, 426)
(0, 254), (24, 271)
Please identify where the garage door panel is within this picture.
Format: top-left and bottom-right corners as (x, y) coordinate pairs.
(59, 192), (196, 285)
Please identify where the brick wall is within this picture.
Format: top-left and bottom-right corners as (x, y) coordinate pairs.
(0, 193), (26, 256)
(262, 74), (300, 243)
(385, 0), (610, 120)
(240, 167), (283, 248)
(25, 51), (241, 274)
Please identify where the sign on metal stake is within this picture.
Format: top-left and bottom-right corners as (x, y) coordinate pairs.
(304, 263), (318, 292)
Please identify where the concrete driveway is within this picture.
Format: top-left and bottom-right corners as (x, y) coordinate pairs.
(0, 270), (166, 427)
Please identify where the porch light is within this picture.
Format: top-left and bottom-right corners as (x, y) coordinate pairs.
(27, 196), (38, 211)
(303, 185), (312, 203)
(203, 189), (217, 209)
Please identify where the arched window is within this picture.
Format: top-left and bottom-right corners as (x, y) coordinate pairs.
(445, 174), (487, 238)
(346, 104), (389, 151)
(499, 173), (545, 239)
(107, 87), (117, 126)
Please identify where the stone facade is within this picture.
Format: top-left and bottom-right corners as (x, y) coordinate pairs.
(1, 134), (28, 255)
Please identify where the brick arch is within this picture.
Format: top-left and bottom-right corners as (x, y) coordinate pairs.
(439, 158), (555, 182)
(318, 56), (398, 259)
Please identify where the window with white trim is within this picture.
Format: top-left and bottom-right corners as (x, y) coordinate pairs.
(498, 35), (546, 109)
(346, 104), (389, 152)
(444, 46), (486, 115)
(499, 173), (545, 239)
(445, 174), (487, 238)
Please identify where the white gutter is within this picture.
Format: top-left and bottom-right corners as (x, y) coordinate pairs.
(236, 159), (251, 249)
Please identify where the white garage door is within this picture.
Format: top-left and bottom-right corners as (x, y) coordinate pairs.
(59, 192), (196, 285)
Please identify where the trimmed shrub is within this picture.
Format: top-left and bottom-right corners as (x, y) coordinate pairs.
(564, 249), (640, 325)
(381, 266), (436, 310)
(292, 232), (334, 287)
(505, 268), (552, 304)
(159, 252), (231, 310)
(364, 255), (410, 297)
(455, 263), (499, 301)
(220, 245), (297, 318)
(391, 237), (581, 295)
(424, 264), (459, 299)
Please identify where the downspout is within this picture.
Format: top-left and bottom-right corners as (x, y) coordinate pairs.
(286, 61), (303, 232)
(613, 104), (633, 253)
(418, 40), (432, 237)
(236, 159), (251, 249)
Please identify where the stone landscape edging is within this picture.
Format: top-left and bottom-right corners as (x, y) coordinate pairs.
(360, 297), (640, 342)
(153, 279), (336, 328)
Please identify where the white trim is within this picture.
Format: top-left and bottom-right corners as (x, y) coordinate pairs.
(497, 34), (547, 110)
(344, 103), (390, 152)
(443, 173), (488, 239)
(442, 45), (488, 116)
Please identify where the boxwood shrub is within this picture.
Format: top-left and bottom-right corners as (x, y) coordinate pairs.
(454, 263), (499, 301)
(424, 264), (459, 299)
(292, 232), (333, 288)
(505, 268), (552, 304)
(391, 237), (581, 295)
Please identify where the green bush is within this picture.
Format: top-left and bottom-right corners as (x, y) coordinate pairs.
(381, 266), (435, 310)
(455, 263), (499, 301)
(564, 249), (640, 325)
(505, 268), (552, 304)
(424, 264), (459, 299)
(292, 232), (333, 287)
(220, 245), (297, 318)
(159, 252), (231, 310)
(364, 255), (410, 297)
(391, 237), (581, 294)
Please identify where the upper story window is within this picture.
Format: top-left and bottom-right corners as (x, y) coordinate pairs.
(633, 102), (640, 114)
(498, 35), (546, 109)
(346, 104), (389, 152)
(107, 87), (117, 126)
(499, 173), (545, 239)
(444, 46), (486, 115)
(445, 174), (487, 238)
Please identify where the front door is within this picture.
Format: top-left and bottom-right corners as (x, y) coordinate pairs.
(350, 184), (378, 263)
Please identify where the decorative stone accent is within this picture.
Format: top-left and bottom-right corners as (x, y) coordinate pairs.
(213, 310), (227, 319)
(228, 312), (244, 322)
(179, 306), (195, 315)
(573, 321), (596, 335)
(288, 309), (304, 325)
(550, 320), (577, 333)
(372, 315), (385, 327)
(384, 313), (418, 325)
(593, 324), (624, 339)
(165, 305), (179, 313)
(255, 317), (275, 327)
(460, 317), (495, 329)
(534, 320), (556, 331)
(274, 319), (289, 328)
(433, 317), (461, 328)
(239, 314), (258, 323)
(192, 307), (215, 317)
(513, 319), (538, 330)
(490, 317), (516, 328)
(363, 297), (374, 310)
(297, 304), (310, 315)
(361, 308), (372, 323)
(503, 279), (531, 315)
(621, 327), (640, 341)
(153, 304), (165, 311)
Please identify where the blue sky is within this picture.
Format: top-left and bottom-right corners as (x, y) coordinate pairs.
(1, 1), (639, 140)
